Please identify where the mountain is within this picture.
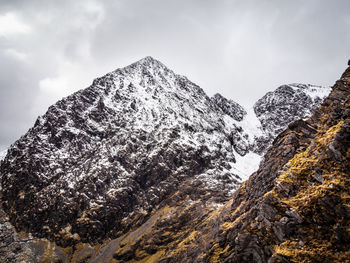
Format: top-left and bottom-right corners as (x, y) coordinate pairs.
(1, 57), (259, 246)
(0, 57), (333, 262)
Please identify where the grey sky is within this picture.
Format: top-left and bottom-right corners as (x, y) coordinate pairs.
(0, 0), (349, 150)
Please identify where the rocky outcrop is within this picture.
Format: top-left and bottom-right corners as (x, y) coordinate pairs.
(211, 93), (247, 121)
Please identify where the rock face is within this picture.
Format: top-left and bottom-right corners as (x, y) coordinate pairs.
(1, 57), (250, 245)
(210, 67), (350, 263)
(252, 83), (331, 154)
(0, 57), (335, 262)
(144, 64), (350, 263)
(211, 93), (247, 121)
(1, 57), (267, 246)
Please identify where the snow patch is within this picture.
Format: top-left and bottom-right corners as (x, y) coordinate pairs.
(232, 151), (262, 181)
(0, 149), (7, 161)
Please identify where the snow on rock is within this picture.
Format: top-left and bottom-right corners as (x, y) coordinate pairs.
(211, 93), (247, 121)
(0, 149), (7, 161)
(252, 83), (331, 154)
(232, 151), (262, 181)
(0, 57), (330, 245)
(0, 57), (251, 244)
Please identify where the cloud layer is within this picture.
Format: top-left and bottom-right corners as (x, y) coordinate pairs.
(0, 0), (350, 149)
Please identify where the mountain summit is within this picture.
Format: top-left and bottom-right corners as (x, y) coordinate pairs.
(1, 57), (255, 244)
(0, 57), (332, 262)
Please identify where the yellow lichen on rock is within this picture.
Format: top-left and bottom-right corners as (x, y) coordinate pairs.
(271, 117), (350, 262)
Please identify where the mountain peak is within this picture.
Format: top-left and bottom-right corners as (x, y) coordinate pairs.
(1, 56), (250, 245)
(104, 56), (180, 85)
(137, 55), (160, 64)
(124, 56), (168, 71)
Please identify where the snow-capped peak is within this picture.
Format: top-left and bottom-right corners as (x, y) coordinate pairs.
(0, 57), (331, 246)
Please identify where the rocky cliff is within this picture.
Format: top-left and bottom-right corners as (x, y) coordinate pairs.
(202, 63), (350, 263)
(0, 57), (336, 263)
(121, 63), (349, 263)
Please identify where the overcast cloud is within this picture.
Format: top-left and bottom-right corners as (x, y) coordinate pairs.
(0, 0), (350, 150)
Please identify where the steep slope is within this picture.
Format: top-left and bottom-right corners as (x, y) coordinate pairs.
(0, 57), (335, 263)
(214, 66), (350, 263)
(0, 57), (254, 246)
(149, 64), (350, 262)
